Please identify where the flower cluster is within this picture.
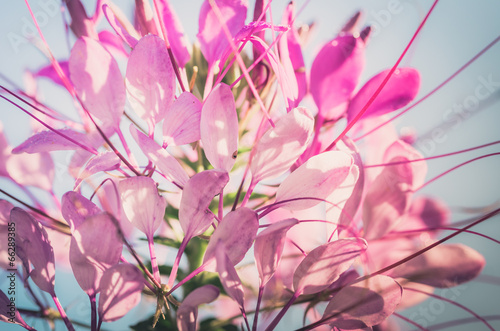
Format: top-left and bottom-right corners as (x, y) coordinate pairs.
(0, 1), (498, 330)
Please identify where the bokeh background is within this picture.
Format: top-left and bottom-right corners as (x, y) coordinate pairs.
(1, 0), (499, 330)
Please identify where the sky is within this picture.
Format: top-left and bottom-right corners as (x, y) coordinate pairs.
(0, 0), (499, 330)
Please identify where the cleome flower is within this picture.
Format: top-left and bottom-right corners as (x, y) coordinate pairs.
(0, 1), (499, 331)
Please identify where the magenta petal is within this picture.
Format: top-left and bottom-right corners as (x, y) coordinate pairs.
(347, 68), (421, 123)
(126, 34), (176, 127)
(310, 35), (365, 118)
(74, 151), (121, 189)
(362, 157), (414, 240)
(119, 176), (167, 239)
(11, 208), (55, 294)
(98, 263), (143, 322)
(200, 83), (239, 172)
(215, 241), (245, 310)
(390, 244), (485, 288)
(98, 30), (129, 57)
(179, 169), (229, 238)
(34, 61), (70, 87)
(61, 191), (101, 232)
(323, 275), (402, 329)
(130, 126), (189, 187)
(251, 107), (314, 183)
(69, 36), (126, 128)
(254, 218), (299, 285)
(11, 129), (89, 154)
(163, 91), (202, 146)
(203, 207), (259, 267)
(293, 238), (367, 295)
(383, 139), (427, 190)
(197, 0), (247, 66)
(276, 151), (354, 211)
(177, 285), (219, 331)
(102, 4), (139, 48)
(6, 152), (54, 191)
(70, 213), (123, 296)
(1, 290), (33, 328)
(396, 196), (450, 237)
(0, 200), (14, 226)
(156, 0), (191, 68)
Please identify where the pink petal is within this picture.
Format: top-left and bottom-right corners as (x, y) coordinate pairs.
(197, 0), (248, 66)
(70, 213), (123, 296)
(34, 61), (71, 87)
(279, 2), (307, 107)
(276, 151), (354, 211)
(0, 200), (14, 226)
(310, 34), (365, 118)
(293, 238), (367, 295)
(74, 151), (121, 189)
(347, 68), (421, 123)
(134, 0), (158, 36)
(130, 126), (189, 187)
(215, 241), (245, 309)
(396, 196), (450, 237)
(11, 129), (89, 154)
(200, 83), (238, 172)
(1, 290), (33, 328)
(61, 191), (101, 232)
(156, 0), (191, 68)
(0, 123), (10, 177)
(177, 285), (219, 331)
(65, 0), (98, 38)
(250, 107), (314, 183)
(126, 34), (176, 128)
(69, 36), (126, 128)
(11, 208), (55, 294)
(163, 91), (202, 146)
(6, 152), (54, 191)
(179, 169), (229, 238)
(383, 139), (427, 190)
(390, 244), (485, 288)
(323, 275), (402, 329)
(102, 4), (139, 48)
(254, 218), (299, 285)
(203, 207), (259, 267)
(119, 176), (167, 239)
(98, 30), (129, 57)
(362, 157), (414, 240)
(98, 263), (143, 322)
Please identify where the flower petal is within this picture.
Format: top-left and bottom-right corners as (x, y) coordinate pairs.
(215, 241), (245, 310)
(126, 34), (176, 128)
(6, 152), (54, 191)
(390, 244), (485, 288)
(197, 0), (247, 66)
(102, 3), (139, 48)
(347, 68), (420, 123)
(119, 176), (167, 239)
(177, 285), (219, 331)
(275, 151), (354, 211)
(200, 83), (238, 172)
(70, 213), (123, 296)
(61, 191), (101, 232)
(323, 275), (402, 329)
(203, 207), (259, 267)
(163, 91), (202, 146)
(69, 36), (126, 128)
(250, 107), (314, 183)
(130, 125), (189, 187)
(293, 238), (367, 295)
(156, 0), (191, 68)
(74, 151), (121, 189)
(98, 263), (143, 322)
(254, 218), (299, 285)
(11, 129), (89, 154)
(310, 35), (365, 118)
(11, 208), (55, 294)
(179, 169), (229, 238)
